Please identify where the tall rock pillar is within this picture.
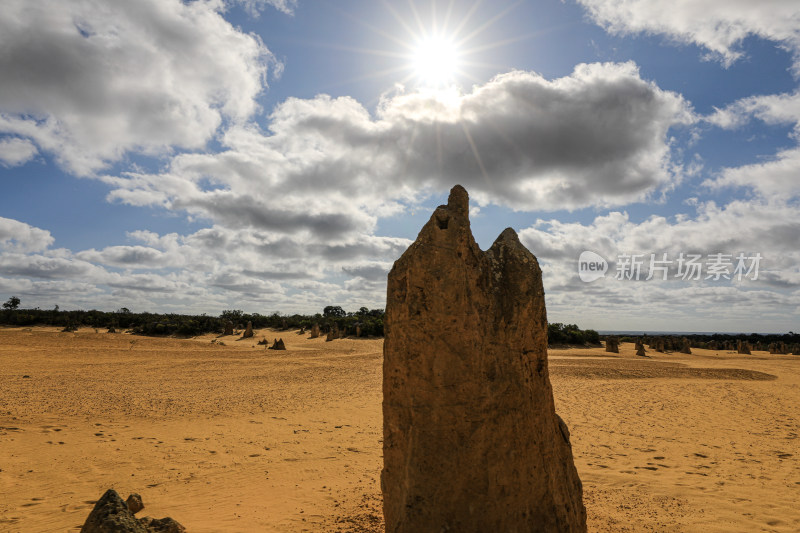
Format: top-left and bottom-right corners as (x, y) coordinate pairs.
(382, 185), (586, 532)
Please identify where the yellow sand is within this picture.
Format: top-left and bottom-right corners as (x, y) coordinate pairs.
(1, 328), (798, 532)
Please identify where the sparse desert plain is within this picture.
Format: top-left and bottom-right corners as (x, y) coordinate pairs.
(1, 327), (799, 532)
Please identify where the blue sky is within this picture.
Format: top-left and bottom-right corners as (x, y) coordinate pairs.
(1, 0), (800, 332)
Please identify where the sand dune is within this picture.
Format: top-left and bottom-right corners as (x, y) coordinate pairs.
(1, 328), (798, 531)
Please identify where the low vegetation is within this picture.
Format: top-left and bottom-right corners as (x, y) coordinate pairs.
(0, 296), (603, 345)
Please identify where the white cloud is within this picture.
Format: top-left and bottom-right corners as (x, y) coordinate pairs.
(76, 246), (174, 269)
(577, 0), (800, 70)
(706, 147), (800, 198)
(519, 197), (800, 329)
(102, 62), (694, 229)
(0, 61), (698, 313)
(232, 0), (296, 16)
(0, 0), (276, 175)
(0, 137), (38, 166)
(703, 90), (800, 197)
(0, 217), (54, 252)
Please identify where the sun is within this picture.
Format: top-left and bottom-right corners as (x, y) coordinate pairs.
(411, 35), (460, 87)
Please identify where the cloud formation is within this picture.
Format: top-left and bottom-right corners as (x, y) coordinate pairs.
(0, 54), (699, 314)
(705, 90), (800, 198)
(0, 217), (54, 252)
(577, 0), (800, 69)
(0, 0), (276, 175)
(104, 62), (694, 227)
(0, 137), (38, 167)
(519, 197), (800, 329)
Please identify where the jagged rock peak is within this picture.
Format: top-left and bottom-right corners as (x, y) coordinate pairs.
(382, 184), (587, 533)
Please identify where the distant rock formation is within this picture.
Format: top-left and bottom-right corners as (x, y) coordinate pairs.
(356, 325), (362, 337)
(723, 340), (733, 351)
(223, 321), (234, 336)
(737, 340), (751, 355)
(680, 337), (692, 354)
(257, 338), (268, 345)
(605, 336), (619, 353)
(310, 324), (320, 338)
(635, 340), (646, 357)
(326, 329), (335, 342)
(242, 321), (253, 338)
(80, 489), (185, 533)
(383, 185), (586, 532)
(769, 342), (788, 355)
(269, 338), (286, 350)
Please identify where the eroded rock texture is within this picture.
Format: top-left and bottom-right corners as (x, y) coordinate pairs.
(635, 340), (646, 357)
(80, 489), (185, 533)
(680, 338), (692, 354)
(605, 336), (619, 353)
(382, 185), (586, 533)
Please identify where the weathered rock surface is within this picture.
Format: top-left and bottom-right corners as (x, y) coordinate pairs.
(325, 329), (335, 342)
(737, 340), (751, 355)
(635, 340), (646, 357)
(242, 321), (253, 338)
(310, 324), (320, 338)
(126, 493), (144, 514)
(269, 338), (286, 350)
(137, 517), (186, 533)
(680, 337), (692, 354)
(382, 185), (586, 533)
(80, 489), (185, 533)
(223, 321), (233, 336)
(605, 336), (619, 353)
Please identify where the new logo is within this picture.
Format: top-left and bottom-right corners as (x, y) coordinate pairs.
(578, 251), (608, 282)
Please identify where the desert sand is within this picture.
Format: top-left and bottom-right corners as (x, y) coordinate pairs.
(1, 327), (798, 532)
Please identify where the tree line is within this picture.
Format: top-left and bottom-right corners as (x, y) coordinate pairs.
(0, 297), (383, 337)
(1, 296), (601, 345)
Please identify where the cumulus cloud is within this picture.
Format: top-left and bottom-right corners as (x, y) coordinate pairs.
(706, 147), (800, 198)
(232, 0), (297, 16)
(103, 62), (694, 228)
(703, 90), (800, 198)
(577, 0), (800, 69)
(0, 0), (276, 175)
(521, 198), (800, 297)
(76, 246), (173, 269)
(15, 61), (680, 313)
(0, 137), (38, 166)
(0, 217), (54, 252)
(519, 198), (800, 330)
